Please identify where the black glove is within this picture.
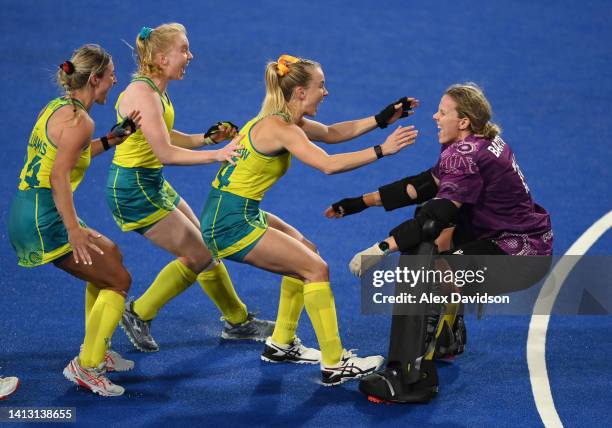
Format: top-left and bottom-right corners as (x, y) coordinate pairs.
(101, 117), (137, 151)
(374, 97), (412, 129)
(331, 196), (368, 217)
(109, 117), (137, 139)
(205, 121), (239, 139)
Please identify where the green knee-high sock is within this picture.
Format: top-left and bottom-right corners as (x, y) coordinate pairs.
(134, 259), (197, 321)
(303, 282), (343, 366)
(271, 276), (305, 344)
(85, 282), (100, 327)
(79, 290), (125, 368)
(197, 261), (248, 325)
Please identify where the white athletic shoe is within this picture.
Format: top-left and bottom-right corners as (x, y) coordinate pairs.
(261, 336), (321, 364)
(104, 349), (135, 372)
(79, 345), (135, 372)
(0, 376), (19, 400)
(63, 357), (124, 397)
(321, 349), (384, 386)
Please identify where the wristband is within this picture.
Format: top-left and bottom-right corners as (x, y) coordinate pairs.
(374, 145), (384, 159)
(101, 135), (111, 151)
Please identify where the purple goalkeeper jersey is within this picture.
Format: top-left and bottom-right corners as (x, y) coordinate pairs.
(431, 135), (553, 255)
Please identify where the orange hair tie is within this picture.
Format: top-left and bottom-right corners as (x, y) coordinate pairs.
(277, 54), (300, 77)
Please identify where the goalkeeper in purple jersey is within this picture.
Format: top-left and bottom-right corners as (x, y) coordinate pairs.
(325, 83), (553, 403)
(326, 82), (552, 265)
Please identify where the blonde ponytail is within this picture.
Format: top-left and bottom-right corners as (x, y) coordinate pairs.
(482, 121), (501, 139)
(257, 55), (320, 121)
(56, 44), (111, 117)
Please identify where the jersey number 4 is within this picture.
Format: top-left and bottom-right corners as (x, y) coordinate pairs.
(24, 155), (42, 187)
(216, 163), (236, 189)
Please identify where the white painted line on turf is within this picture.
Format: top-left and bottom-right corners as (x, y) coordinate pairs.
(527, 210), (612, 428)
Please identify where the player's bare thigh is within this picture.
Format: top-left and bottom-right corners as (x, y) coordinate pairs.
(143, 207), (212, 272)
(266, 212), (317, 253)
(243, 223), (328, 282)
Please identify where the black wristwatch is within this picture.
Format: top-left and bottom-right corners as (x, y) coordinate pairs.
(378, 241), (390, 254)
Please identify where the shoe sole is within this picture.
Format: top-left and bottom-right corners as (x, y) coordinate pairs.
(106, 362), (135, 372)
(62, 367), (124, 397)
(321, 370), (372, 387)
(260, 355), (320, 365)
(0, 379), (19, 400)
(221, 331), (268, 342)
(119, 320), (159, 353)
(367, 395), (394, 404)
(321, 361), (384, 387)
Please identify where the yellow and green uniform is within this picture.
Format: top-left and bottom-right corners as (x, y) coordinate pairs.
(10, 98), (128, 370)
(8, 98), (90, 267)
(105, 76), (251, 326)
(105, 76), (179, 234)
(200, 114), (291, 261)
(201, 114), (344, 363)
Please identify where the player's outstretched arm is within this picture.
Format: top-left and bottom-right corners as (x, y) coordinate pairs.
(127, 86), (242, 165)
(301, 97), (419, 144)
(170, 121), (238, 149)
(283, 123), (418, 175)
(90, 112), (140, 157)
(324, 192), (381, 218)
(325, 168), (438, 218)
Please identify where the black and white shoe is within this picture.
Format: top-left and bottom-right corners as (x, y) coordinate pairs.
(321, 350), (384, 386)
(261, 337), (321, 364)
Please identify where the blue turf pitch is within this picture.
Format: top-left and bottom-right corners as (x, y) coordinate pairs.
(1, 1), (611, 426)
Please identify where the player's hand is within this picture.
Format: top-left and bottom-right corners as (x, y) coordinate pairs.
(349, 243), (387, 277)
(375, 97), (419, 128)
(67, 226), (104, 265)
(204, 121), (239, 145)
(214, 134), (244, 165)
(109, 111), (141, 146)
(325, 196), (368, 218)
(380, 125), (418, 156)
